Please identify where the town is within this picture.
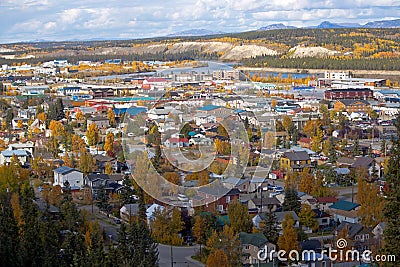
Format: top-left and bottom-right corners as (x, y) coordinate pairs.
(0, 57), (399, 267)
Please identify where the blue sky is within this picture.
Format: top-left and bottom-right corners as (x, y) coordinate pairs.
(0, 0), (399, 43)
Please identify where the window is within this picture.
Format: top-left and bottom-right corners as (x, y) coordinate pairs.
(365, 234), (369, 240)
(226, 196), (231, 203)
(322, 218), (328, 223)
(218, 205), (224, 212)
(245, 245), (250, 250)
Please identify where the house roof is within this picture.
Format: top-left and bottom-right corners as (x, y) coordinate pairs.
(86, 173), (110, 182)
(316, 196), (338, 204)
(239, 232), (269, 248)
(336, 222), (365, 238)
(197, 105), (220, 112)
(223, 177), (248, 187)
(337, 157), (356, 165)
(88, 116), (108, 122)
(300, 240), (322, 251)
(351, 157), (374, 168)
(199, 186), (230, 196)
(330, 199), (360, 211)
(337, 99), (370, 107)
(167, 138), (189, 143)
(53, 166), (81, 175)
(251, 196), (280, 206)
(283, 150), (310, 161)
(1, 149), (28, 157)
(274, 211), (299, 222)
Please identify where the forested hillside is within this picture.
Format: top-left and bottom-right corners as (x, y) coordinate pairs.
(1, 28), (399, 70)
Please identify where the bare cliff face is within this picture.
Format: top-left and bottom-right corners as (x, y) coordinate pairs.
(143, 41), (278, 60)
(12, 40), (341, 61)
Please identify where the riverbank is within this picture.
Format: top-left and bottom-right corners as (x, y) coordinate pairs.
(237, 66), (400, 77)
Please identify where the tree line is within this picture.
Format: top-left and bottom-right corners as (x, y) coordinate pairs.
(242, 55), (400, 70)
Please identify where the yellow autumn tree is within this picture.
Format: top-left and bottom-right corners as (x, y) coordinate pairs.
(86, 123), (99, 146)
(75, 110), (85, 121)
(107, 108), (116, 127)
(103, 132), (114, 154)
(278, 213), (299, 254)
(206, 249), (229, 267)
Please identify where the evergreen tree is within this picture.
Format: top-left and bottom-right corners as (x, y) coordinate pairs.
(96, 185), (110, 212)
(352, 135), (360, 156)
(5, 109), (13, 130)
(283, 188), (301, 214)
(116, 221), (159, 266)
(40, 205), (62, 267)
(20, 186), (46, 266)
(262, 211), (279, 244)
(383, 116), (400, 265)
(120, 175), (135, 205)
(0, 193), (20, 266)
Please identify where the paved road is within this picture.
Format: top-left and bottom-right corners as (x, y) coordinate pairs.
(158, 244), (204, 267)
(78, 205), (120, 242)
(78, 205), (203, 266)
(266, 178), (358, 199)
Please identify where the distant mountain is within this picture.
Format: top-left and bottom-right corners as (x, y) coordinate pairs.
(256, 19), (400, 31)
(257, 23), (297, 31)
(364, 19), (400, 28)
(166, 29), (225, 37)
(315, 21), (348, 29)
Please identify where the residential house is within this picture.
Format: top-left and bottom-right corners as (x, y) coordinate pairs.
(8, 141), (35, 155)
(29, 119), (46, 132)
(298, 137), (312, 149)
(11, 117), (29, 129)
(247, 195), (281, 213)
(239, 232), (276, 266)
(189, 137), (213, 147)
(87, 116), (110, 129)
(275, 211), (300, 231)
(252, 210), (300, 231)
(329, 199), (360, 224)
(84, 173), (110, 190)
(314, 197), (338, 211)
(194, 113), (216, 125)
(163, 138), (189, 148)
(93, 154), (116, 172)
(120, 203), (141, 222)
(196, 187), (240, 213)
(334, 99), (370, 113)
(90, 88), (114, 98)
(0, 149), (30, 166)
(53, 166), (84, 189)
(299, 240), (331, 267)
(280, 150), (313, 173)
(147, 107), (170, 121)
(351, 156), (376, 177)
(336, 222), (377, 251)
(313, 209), (332, 230)
(222, 177), (250, 193)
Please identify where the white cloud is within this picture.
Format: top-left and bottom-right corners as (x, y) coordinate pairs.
(0, 0), (399, 42)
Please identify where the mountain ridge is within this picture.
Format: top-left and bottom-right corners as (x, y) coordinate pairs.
(257, 18), (400, 31)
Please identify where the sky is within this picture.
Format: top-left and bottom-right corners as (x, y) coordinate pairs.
(0, 0), (400, 43)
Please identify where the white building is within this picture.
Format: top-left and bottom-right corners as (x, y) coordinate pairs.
(0, 150), (30, 166)
(53, 166), (84, 188)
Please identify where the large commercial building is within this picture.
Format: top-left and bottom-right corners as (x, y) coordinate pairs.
(324, 88), (373, 100)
